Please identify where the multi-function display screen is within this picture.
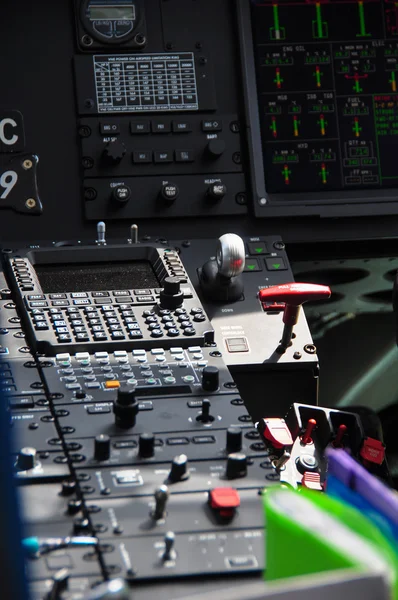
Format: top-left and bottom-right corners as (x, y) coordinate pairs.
(35, 261), (160, 293)
(251, 0), (398, 193)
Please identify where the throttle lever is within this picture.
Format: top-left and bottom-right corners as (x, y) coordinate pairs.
(259, 282), (331, 351)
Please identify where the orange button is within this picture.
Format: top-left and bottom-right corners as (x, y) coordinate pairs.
(105, 381), (120, 389)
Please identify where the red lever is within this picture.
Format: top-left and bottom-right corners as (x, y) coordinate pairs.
(259, 283), (331, 350)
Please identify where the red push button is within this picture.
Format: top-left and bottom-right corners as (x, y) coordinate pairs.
(257, 418), (293, 450)
(360, 437), (385, 466)
(209, 488), (240, 519)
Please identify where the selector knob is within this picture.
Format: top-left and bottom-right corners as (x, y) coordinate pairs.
(16, 447), (37, 471)
(226, 453), (247, 479)
(113, 386), (139, 429)
(112, 184), (131, 204)
(206, 183), (227, 202)
(226, 427), (242, 454)
(94, 434), (111, 461)
(102, 140), (126, 165)
(152, 484), (169, 520)
(67, 499), (83, 515)
(73, 517), (90, 535)
(206, 139), (226, 159)
(61, 480), (77, 496)
(159, 277), (184, 310)
(201, 366), (220, 392)
(159, 183), (179, 204)
(139, 433), (155, 458)
(168, 454), (189, 482)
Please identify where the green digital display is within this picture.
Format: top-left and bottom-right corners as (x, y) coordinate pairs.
(89, 5), (135, 20)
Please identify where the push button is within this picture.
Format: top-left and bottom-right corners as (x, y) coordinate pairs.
(133, 151), (152, 164)
(152, 121), (171, 133)
(248, 242), (268, 255)
(172, 121), (192, 133)
(243, 259), (261, 272)
(130, 121), (150, 134)
(100, 123), (120, 135)
(265, 257), (287, 271)
(202, 119), (222, 132)
(154, 151), (173, 163)
(175, 150), (194, 163)
(208, 487), (240, 520)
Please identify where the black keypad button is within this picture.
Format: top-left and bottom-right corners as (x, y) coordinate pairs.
(164, 322), (177, 330)
(148, 323), (160, 331)
(130, 121), (150, 134)
(151, 329), (163, 338)
(172, 121), (192, 133)
(75, 333), (90, 341)
(52, 300), (70, 307)
(194, 314), (206, 322)
(167, 328), (180, 337)
(116, 298), (132, 304)
(113, 291), (131, 297)
(137, 296), (154, 302)
(94, 298), (112, 305)
(180, 321), (192, 329)
(152, 121), (171, 133)
(133, 151), (152, 164)
(58, 334), (72, 342)
(175, 150), (194, 163)
(100, 122), (120, 135)
(94, 332), (108, 340)
(111, 331), (125, 340)
(154, 151), (173, 163)
(92, 292), (110, 298)
(183, 327), (196, 336)
(202, 119), (222, 132)
(129, 331), (143, 339)
(49, 294), (67, 300)
(35, 322), (49, 330)
(70, 319), (84, 327)
(28, 294), (45, 300)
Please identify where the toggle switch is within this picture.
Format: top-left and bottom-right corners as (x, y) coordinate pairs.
(152, 485), (169, 520)
(162, 532), (176, 562)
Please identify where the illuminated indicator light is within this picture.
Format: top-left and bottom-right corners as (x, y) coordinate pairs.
(390, 71), (397, 92)
(274, 67), (283, 89)
(315, 65), (322, 87)
(293, 115), (299, 137)
(247, 265), (256, 271)
(282, 164), (291, 185)
(105, 381), (120, 389)
(353, 117), (362, 137)
(319, 163), (328, 184)
(270, 116), (278, 138)
(312, 2), (328, 39)
(356, 0), (371, 37)
(273, 4), (280, 39)
(318, 113), (327, 136)
(354, 79), (362, 93)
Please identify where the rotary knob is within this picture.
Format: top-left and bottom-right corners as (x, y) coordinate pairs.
(206, 183), (227, 202)
(112, 184), (131, 204)
(226, 453), (247, 479)
(168, 454), (189, 482)
(61, 480), (77, 496)
(102, 140), (126, 165)
(113, 386), (139, 429)
(206, 139), (226, 159)
(15, 447), (37, 471)
(226, 427), (242, 453)
(159, 277), (184, 310)
(94, 434), (111, 461)
(139, 433), (155, 458)
(159, 183), (179, 204)
(201, 366), (219, 392)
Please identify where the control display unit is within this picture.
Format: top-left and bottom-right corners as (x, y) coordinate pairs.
(251, 0), (398, 194)
(5, 245), (214, 354)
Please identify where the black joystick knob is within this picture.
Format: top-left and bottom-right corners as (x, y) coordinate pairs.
(61, 479), (77, 496)
(102, 140), (126, 165)
(112, 184), (131, 204)
(139, 433), (155, 458)
(202, 366), (219, 392)
(159, 183), (179, 204)
(168, 454), (189, 482)
(196, 398), (214, 423)
(226, 427), (242, 453)
(113, 386), (139, 429)
(94, 434), (111, 461)
(159, 277), (184, 310)
(207, 183), (227, 202)
(226, 453), (247, 479)
(16, 447), (37, 471)
(206, 139), (226, 159)
(152, 485), (169, 520)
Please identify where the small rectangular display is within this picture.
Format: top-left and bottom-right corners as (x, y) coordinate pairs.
(35, 261), (160, 294)
(89, 6), (135, 21)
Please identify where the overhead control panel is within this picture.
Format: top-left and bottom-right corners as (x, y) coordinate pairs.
(238, 0), (398, 217)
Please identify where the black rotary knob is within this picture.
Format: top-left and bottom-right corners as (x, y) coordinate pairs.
(112, 184), (131, 204)
(67, 499), (82, 515)
(16, 447), (37, 471)
(159, 183), (179, 204)
(206, 183), (227, 201)
(201, 366), (219, 392)
(113, 386), (139, 429)
(159, 277), (184, 310)
(226, 453), (247, 479)
(168, 454), (189, 482)
(139, 433), (155, 458)
(102, 140), (126, 165)
(206, 139), (226, 159)
(73, 517), (90, 535)
(226, 427), (242, 454)
(61, 479), (77, 496)
(94, 434), (111, 461)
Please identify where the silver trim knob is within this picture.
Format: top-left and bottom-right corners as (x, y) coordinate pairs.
(216, 234), (245, 278)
